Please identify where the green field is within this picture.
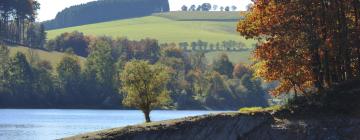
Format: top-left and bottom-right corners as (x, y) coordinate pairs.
(8, 46), (86, 69)
(47, 12), (255, 47)
(46, 12), (255, 64)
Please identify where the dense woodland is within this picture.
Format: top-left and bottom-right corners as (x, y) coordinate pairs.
(43, 0), (170, 30)
(0, 0), (46, 48)
(0, 37), (268, 109)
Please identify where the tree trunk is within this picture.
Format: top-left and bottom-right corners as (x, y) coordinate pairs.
(294, 85), (298, 101)
(309, 38), (323, 91)
(143, 110), (151, 123)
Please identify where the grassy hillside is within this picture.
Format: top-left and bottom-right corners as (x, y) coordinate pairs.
(47, 12), (255, 47)
(8, 46), (86, 69)
(46, 12), (255, 64)
(7, 46), (251, 74)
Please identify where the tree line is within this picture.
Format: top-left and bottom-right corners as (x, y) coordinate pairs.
(0, 0), (46, 48)
(43, 31), (249, 58)
(43, 0), (170, 30)
(181, 3), (238, 12)
(0, 35), (268, 109)
(177, 40), (248, 52)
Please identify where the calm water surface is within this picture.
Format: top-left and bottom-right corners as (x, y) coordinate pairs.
(0, 109), (225, 140)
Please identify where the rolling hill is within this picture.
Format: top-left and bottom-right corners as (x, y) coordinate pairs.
(46, 11), (255, 64)
(47, 12), (254, 46)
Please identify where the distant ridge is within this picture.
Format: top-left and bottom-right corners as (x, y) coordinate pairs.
(43, 0), (170, 30)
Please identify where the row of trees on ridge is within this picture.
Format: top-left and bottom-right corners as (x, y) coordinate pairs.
(181, 3), (238, 12)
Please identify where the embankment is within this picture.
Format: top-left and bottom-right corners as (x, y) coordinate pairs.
(63, 112), (360, 140)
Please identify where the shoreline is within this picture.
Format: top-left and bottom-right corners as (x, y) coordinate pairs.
(62, 112), (272, 140)
(62, 111), (360, 140)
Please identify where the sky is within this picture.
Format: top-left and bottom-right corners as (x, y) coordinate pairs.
(37, 0), (252, 22)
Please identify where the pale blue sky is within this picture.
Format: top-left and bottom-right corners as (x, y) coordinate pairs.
(37, 0), (252, 22)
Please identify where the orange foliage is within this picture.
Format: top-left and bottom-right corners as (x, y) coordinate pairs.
(238, 0), (360, 96)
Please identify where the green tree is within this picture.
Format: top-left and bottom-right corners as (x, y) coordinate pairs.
(190, 52), (207, 72)
(39, 24), (47, 48)
(240, 74), (268, 107)
(86, 39), (116, 97)
(8, 52), (34, 100)
(201, 3), (212, 11)
(56, 55), (81, 103)
(181, 5), (188, 11)
(120, 60), (171, 122)
(32, 60), (54, 103)
(225, 6), (230, 11)
(0, 45), (10, 93)
(212, 53), (234, 78)
(190, 69), (210, 99)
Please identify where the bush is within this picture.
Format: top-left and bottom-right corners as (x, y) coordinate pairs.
(239, 105), (282, 113)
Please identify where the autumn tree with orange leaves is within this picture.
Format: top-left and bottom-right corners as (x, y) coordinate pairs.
(238, 0), (360, 96)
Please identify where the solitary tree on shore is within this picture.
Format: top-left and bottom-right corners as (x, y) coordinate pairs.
(120, 60), (171, 122)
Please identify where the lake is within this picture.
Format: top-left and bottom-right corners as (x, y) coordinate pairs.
(0, 109), (225, 140)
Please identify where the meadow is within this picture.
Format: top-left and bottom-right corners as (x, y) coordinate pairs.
(44, 12), (256, 64)
(47, 12), (255, 47)
(8, 46), (86, 69)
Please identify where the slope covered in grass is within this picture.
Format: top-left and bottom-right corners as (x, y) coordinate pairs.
(46, 12), (255, 64)
(47, 12), (255, 47)
(8, 46), (86, 69)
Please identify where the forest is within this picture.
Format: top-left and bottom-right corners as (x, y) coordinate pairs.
(0, 36), (268, 109)
(43, 0), (170, 30)
(0, 0), (46, 48)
